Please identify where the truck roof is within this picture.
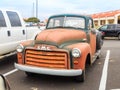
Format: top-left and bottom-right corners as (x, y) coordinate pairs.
(0, 9), (19, 12)
(49, 14), (92, 19)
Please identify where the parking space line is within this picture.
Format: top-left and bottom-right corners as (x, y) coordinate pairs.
(3, 69), (18, 77)
(99, 50), (110, 90)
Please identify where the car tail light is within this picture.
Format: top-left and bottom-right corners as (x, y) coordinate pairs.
(102, 32), (105, 35)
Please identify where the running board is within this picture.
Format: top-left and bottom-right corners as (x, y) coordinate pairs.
(0, 52), (16, 59)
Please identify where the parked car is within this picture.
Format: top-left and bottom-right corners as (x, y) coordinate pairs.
(98, 24), (120, 39)
(15, 14), (103, 82)
(0, 9), (41, 60)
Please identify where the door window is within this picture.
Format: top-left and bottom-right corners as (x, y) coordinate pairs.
(88, 19), (93, 29)
(100, 25), (107, 30)
(116, 24), (120, 29)
(7, 11), (22, 27)
(107, 25), (115, 30)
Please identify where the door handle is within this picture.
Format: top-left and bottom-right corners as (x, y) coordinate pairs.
(7, 31), (11, 36)
(22, 30), (25, 35)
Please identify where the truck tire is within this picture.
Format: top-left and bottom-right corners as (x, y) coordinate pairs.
(25, 72), (34, 77)
(75, 69), (85, 82)
(118, 34), (120, 40)
(96, 32), (103, 50)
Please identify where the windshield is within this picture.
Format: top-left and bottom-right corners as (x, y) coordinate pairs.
(47, 16), (85, 29)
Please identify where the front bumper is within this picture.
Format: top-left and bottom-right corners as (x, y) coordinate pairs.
(15, 63), (82, 76)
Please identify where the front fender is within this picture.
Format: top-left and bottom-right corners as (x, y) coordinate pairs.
(117, 31), (120, 36)
(65, 43), (91, 70)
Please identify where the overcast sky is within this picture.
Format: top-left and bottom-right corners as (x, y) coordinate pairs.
(0, 0), (120, 20)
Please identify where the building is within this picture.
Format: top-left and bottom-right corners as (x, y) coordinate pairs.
(91, 10), (120, 27)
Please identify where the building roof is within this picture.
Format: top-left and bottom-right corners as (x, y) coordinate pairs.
(91, 10), (120, 19)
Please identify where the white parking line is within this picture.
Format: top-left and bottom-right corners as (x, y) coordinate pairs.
(3, 69), (18, 77)
(99, 50), (110, 90)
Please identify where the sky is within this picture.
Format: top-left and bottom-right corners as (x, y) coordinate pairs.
(0, 0), (120, 21)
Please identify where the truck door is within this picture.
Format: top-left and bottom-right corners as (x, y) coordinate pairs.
(106, 24), (116, 37)
(6, 11), (26, 47)
(0, 10), (14, 55)
(88, 19), (96, 57)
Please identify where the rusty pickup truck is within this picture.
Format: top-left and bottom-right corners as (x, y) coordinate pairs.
(15, 14), (103, 82)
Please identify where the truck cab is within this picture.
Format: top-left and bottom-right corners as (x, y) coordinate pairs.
(15, 14), (103, 82)
(0, 9), (40, 58)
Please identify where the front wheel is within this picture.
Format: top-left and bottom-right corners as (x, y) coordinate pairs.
(75, 69), (85, 82)
(118, 34), (120, 40)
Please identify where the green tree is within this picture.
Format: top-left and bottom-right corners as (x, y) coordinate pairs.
(25, 17), (40, 23)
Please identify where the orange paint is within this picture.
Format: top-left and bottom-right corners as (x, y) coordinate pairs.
(36, 29), (86, 44)
(66, 43), (91, 70)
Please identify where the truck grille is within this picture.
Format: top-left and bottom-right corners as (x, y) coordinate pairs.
(25, 49), (69, 69)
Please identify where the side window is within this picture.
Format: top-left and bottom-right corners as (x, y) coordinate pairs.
(100, 25), (107, 30)
(0, 11), (6, 27)
(7, 11), (22, 27)
(88, 19), (93, 29)
(107, 25), (115, 30)
(116, 24), (120, 29)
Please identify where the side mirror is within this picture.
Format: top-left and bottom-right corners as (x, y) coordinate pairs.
(91, 29), (96, 34)
(0, 75), (10, 90)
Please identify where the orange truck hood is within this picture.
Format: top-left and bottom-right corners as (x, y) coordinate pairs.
(36, 28), (87, 44)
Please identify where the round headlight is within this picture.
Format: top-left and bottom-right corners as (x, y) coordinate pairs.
(16, 44), (24, 52)
(72, 48), (81, 58)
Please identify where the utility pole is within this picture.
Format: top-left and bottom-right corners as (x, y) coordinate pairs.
(32, 2), (35, 17)
(36, 0), (38, 19)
